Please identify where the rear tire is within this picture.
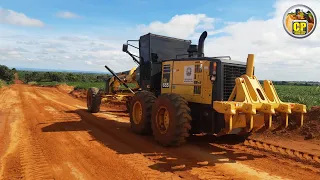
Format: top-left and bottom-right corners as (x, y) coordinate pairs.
(87, 87), (101, 113)
(151, 93), (192, 147)
(129, 91), (156, 135)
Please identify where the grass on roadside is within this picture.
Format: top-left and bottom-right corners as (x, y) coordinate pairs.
(35, 81), (105, 90)
(0, 80), (7, 88)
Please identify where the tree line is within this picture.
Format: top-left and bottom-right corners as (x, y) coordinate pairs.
(18, 71), (110, 83)
(0, 64), (110, 84)
(0, 65), (15, 84)
(1, 63), (319, 86)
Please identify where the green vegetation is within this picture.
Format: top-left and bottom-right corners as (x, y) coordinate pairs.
(18, 71), (110, 83)
(0, 80), (7, 88)
(17, 70), (109, 90)
(275, 85), (320, 110)
(0, 65), (14, 84)
(0, 66), (14, 82)
(36, 81), (105, 90)
(17, 71), (26, 82)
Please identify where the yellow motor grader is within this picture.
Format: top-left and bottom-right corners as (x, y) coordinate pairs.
(87, 31), (306, 146)
(87, 49), (141, 112)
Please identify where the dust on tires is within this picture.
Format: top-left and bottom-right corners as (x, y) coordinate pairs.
(129, 91), (156, 135)
(151, 93), (192, 147)
(87, 87), (101, 113)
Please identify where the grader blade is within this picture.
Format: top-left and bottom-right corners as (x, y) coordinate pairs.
(213, 54), (306, 136)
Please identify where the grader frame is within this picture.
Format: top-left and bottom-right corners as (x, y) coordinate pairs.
(87, 31), (307, 147)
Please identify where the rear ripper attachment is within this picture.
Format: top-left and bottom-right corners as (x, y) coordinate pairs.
(213, 54), (306, 136)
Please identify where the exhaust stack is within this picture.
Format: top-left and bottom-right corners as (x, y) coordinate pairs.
(197, 31), (208, 57)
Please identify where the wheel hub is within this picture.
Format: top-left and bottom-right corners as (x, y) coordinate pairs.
(156, 106), (170, 134)
(132, 101), (143, 124)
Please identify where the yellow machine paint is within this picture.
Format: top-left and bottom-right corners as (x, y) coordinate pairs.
(161, 60), (212, 104)
(161, 54), (307, 136)
(100, 67), (140, 111)
(106, 67), (140, 93)
(212, 54), (306, 135)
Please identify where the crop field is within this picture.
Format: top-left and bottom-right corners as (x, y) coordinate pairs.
(275, 85), (320, 110)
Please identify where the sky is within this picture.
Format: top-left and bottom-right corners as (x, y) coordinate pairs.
(0, 0), (320, 81)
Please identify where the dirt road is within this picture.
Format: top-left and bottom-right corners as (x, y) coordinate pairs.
(0, 84), (319, 180)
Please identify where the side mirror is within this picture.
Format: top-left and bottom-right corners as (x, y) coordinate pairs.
(122, 44), (128, 52)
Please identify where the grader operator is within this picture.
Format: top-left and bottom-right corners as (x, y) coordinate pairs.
(87, 31), (306, 147)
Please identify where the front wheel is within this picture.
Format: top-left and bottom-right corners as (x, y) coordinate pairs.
(129, 91), (156, 135)
(87, 87), (101, 113)
(151, 93), (192, 147)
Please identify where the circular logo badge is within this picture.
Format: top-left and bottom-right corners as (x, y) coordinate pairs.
(283, 4), (317, 38)
(186, 67), (192, 76)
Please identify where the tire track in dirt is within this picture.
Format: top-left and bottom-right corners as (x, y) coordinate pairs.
(17, 85), (182, 180)
(0, 86), (25, 179)
(3, 84), (319, 180)
(16, 86), (55, 180)
(0, 88), (10, 157)
(32, 86), (185, 180)
(0, 107), (24, 179)
(19, 86), (129, 179)
(33, 88), (207, 179)
(18, 135), (54, 180)
(213, 142), (320, 173)
(33, 86), (288, 180)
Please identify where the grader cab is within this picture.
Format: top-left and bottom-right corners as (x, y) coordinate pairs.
(86, 31), (306, 147)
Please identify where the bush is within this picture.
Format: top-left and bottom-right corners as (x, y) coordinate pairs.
(0, 65), (14, 83)
(27, 81), (38, 85)
(0, 80), (7, 87)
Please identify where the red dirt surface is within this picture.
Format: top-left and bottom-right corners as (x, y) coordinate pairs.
(56, 84), (75, 94)
(251, 106), (320, 154)
(1, 84), (320, 180)
(70, 88), (87, 99)
(307, 106), (320, 121)
(13, 73), (23, 84)
(68, 88), (127, 111)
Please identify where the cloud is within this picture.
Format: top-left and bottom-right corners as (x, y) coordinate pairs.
(0, 7), (44, 27)
(56, 11), (81, 19)
(0, 30), (136, 72)
(85, 61), (92, 65)
(201, 0), (320, 81)
(1, 0), (320, 81)
(0, 47), (25, 61)
(59, 36), (87, 42)
(135, 0), (320, 81)
(137, 14), (215, 39)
